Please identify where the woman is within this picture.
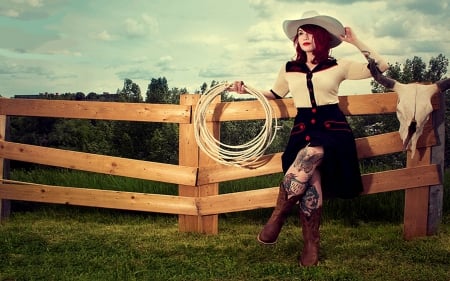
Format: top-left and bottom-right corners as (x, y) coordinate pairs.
(231, 11), (388, 266)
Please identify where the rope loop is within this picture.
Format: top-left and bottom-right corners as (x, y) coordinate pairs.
(194, 82), (277, 167)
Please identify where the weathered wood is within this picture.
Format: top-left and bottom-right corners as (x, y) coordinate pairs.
(0, 92), (443, 239)
(0, 115), (11, 220)
(361, 164), (440, 195)
(404, 144), (432, 240)
(197, 165), (441, 215)
(356, 125), (436, 159)
(0, 98), (191, 123)
(0, 183), (198, 215)
(178, 94), (202, 232)
(197, 153), (282, 186)
(178, 94), (219, 234)
(195, 92), (441, 122)
(428, 90), (445, 235)
(197, 187), (279, 215)
(196, 95), (220, 234)
(0, 141), (197, 186)
(197, 128), (437, 186)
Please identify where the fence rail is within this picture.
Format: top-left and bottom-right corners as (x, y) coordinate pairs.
(0, 91), (445, 239)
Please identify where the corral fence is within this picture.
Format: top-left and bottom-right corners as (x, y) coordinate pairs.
(0, 91), (445, 240)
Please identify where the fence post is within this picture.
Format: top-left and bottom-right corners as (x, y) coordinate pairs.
(403, 93), (444, 240)
(428, 92), (445, 235)
(178, 94), (219, 234)
(0, 114), (11, 221)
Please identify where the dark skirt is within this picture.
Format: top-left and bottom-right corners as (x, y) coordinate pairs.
(281, 104), (363, 199)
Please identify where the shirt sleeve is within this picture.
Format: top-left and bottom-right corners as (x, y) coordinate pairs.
(343, 59), (372, 80)
(270, 63), (290, 98)
(344, 42), (388, 80)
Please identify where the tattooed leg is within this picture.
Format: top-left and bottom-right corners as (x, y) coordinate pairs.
(300, 170), (322, 217)
(283, 146), (323, 199)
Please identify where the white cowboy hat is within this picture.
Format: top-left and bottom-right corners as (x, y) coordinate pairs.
(283, 11), (345, 48)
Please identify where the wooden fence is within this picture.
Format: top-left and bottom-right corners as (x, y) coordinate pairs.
(0, 91), (445, 240)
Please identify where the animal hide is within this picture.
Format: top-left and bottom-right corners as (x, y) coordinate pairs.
(367, 58), (450, 158)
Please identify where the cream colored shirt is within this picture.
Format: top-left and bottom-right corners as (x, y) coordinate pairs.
(271, 59), (374, 108)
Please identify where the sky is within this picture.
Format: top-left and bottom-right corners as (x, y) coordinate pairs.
(0, 0), (449, 98)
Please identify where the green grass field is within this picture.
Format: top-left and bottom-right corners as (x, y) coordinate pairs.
(0, 168), (449, 281)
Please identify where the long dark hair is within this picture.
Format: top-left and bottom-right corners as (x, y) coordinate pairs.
(293, 24), (332, 64)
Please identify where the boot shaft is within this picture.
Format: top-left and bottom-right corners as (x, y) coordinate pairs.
(299, 207), (322, 266)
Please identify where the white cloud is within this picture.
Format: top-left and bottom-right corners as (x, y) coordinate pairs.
(94, 30), (113, 41)
(0, 0), (448, 97)
(124, 14), (159, 38)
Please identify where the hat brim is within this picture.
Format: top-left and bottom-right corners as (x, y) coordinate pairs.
(283, 15), (345, 48)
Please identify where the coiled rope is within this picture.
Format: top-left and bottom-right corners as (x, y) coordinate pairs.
(194, 82), (277, 167)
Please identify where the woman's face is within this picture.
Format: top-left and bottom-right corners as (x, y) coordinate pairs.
(297, 27), (316, 52)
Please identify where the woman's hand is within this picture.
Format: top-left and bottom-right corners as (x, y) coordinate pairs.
(229, 81), (247, 94)
(340, 27), (359, 45)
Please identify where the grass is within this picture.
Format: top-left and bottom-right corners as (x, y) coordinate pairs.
(0, 168), (449, 280)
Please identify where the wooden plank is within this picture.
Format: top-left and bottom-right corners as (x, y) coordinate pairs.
(0, 183), (198, 215)
(201, 93), (399, 122)
(197, 165), (440, 215)
(197, 153), (282, 186)
(200, 92), (440, 122)
(356, 132), (403, 159)
(196, 94), (220, 234)
(361, 165), (440, 195)
(178, 94), (202, 232)
(0, 115), (11, 220)
(404, 146), (432, 240)
(178, 94), (219, 234)
(197, 187), (279, 215)
(207, 99), (297, 121)
(0, 141), (197, 186)
(339, 93), (398, 115)
(197, 128), (437, 186)
(355, 126), (436, 159)
(0, 98), (191, 123)
(404, 186), (430, 240)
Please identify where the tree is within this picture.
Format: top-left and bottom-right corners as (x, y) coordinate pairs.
(425, 54), (449, 82)
(146, 77), (169, 103)
(120, 78), (142, 102)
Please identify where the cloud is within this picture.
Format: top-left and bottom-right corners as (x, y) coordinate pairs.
(124, 13), (159, 38)
(0, 0), (65, 20)
(156, 56), (175, 71)
(247, 21), (284, 42)
(94, 30), (113, 41)
(0, 0), (448, 97)
(116, 68), (153, 81)
(0, 57), (53, 79)
(198, 65), (235, 78)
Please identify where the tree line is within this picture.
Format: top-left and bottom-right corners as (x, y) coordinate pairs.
(8, 54), (449, 169)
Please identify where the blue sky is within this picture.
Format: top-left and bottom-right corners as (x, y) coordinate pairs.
(0, 0), (448, 98)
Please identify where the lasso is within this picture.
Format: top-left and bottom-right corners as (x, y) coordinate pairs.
(194, 82), (278, 167)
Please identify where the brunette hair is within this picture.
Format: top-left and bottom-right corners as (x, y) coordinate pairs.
(293, 24), (332, 63)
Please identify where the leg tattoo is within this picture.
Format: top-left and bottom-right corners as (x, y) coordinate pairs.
(283, 173), (308, 197)
(283, 146), (323, 199)
(293, 146), (323, 173)
(300, 184), (320, 217)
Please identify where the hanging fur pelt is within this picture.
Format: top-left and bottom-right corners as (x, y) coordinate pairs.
(367, 57), (450, 158)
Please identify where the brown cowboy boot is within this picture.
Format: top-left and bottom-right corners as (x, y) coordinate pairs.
(299, 207), (322, 266)
(257, 183), (298, 244)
